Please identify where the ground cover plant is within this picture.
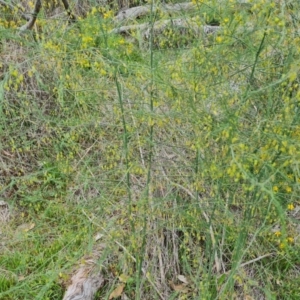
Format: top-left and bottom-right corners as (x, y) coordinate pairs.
(1, 0), (300, 299)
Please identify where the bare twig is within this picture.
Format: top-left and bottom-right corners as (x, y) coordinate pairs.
(240, 253), (275, 268)
(223, 252), (275, 275)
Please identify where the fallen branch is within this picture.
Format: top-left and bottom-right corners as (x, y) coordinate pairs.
(115, 2), (196, 22)
(111, 17), (220, 38)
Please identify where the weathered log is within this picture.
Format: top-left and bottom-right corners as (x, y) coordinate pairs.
(62, 243), (105, 300)
(63, 270), (104, 300)
(111, 17), (220, 38)
(115, 2), (196, 22)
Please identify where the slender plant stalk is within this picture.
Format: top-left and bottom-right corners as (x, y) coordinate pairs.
(115, 72), (134, 232)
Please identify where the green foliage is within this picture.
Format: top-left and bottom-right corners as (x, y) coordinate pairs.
(1, 0), (300, 298)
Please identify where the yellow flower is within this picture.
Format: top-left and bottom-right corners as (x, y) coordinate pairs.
(273, 186), (279, 193)
(11, 69), (18, 77)
(103, 10), (113, 19)
(274, 231), (281, 237)
(286, 186), (292, 193)
(287, 204), (295, 211)
(216, 36), (223, 43)
(91, 7), (97, 15)
(287, 237), (294, 244)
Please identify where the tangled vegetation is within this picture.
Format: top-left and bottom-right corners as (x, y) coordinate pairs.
(1, 0), (300, 299)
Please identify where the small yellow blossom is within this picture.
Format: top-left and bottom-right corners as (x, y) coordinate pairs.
(273, 186), (279, 193)
(11, 69), (18, 77)
(216, 36), (223, 43)
(274, 231), (281, 237)
(91, 7), (97, 15)
(288, 204), (295, 211)
(103, 10), (113, 19)
(100, 69), (107, 76)
(285, 186), (292, 193)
